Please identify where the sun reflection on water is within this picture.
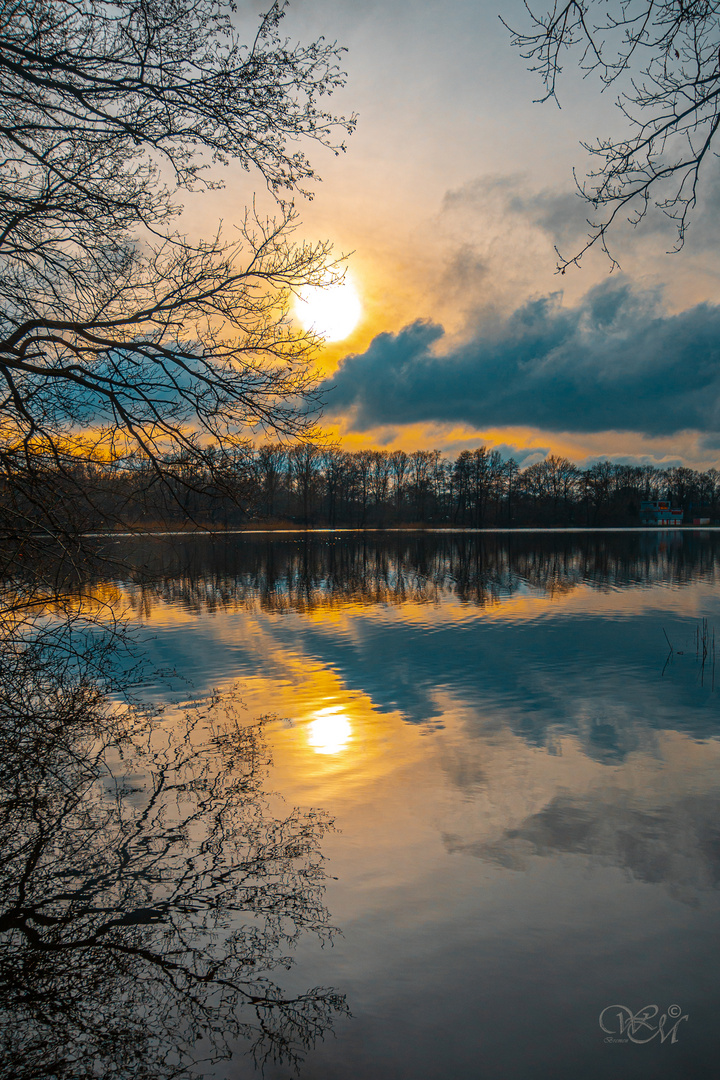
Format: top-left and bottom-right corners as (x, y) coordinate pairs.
(308, 706), (353, 755)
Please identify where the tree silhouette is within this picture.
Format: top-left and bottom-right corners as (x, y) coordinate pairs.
(0, 0), (355, 540)
(507, 1), (720, 269)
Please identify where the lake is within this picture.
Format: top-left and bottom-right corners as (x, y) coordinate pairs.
(5, 530), (720, 1079)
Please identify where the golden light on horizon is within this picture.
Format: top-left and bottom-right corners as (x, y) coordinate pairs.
(295, 276), (362, 342)
(308, 705), (353, 755)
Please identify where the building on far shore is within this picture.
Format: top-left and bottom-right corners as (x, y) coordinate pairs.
(687, 503), (712, 525)
(640, 501), (684, 526)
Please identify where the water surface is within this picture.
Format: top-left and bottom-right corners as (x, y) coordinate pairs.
(15, 531), (720, 1079)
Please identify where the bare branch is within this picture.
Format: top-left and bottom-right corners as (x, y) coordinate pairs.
(0, 0), (356, 540)
(506, 0), (720, 268)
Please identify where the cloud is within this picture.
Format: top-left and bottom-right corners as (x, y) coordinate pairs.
(438, 439), (548, 465)
(322, 280), (720, 438)
(443, 174), (595, 252)
(444, 789), (720, 899)
(444, 170), (720, 253)
(579, 453), (685, 468)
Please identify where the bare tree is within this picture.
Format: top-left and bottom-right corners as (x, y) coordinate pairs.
(389, 449), (409, 518)
(0, 0), (356, 539)
(507, 1), (720, 269)
(289, 440), (321, 524)
(256, 442), (287, 519)
(409, 449), (436, 522)
(352, 449), (374, 526)
(369, 449), (391, 521)
(319, 444), (345, 526)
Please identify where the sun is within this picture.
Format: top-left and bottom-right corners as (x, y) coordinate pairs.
(295, 276), (362, 342)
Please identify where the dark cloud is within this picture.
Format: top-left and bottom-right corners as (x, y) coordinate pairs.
(699, 432), (720, 452)
(322, 280), (720, 437)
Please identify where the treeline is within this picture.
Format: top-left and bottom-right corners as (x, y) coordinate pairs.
(134, 444), (719, 527)
(3, 444), (720, 536)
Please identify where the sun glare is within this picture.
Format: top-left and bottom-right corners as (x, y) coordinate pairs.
(295, 276), (362, 342)
(308, 706), (352, 755)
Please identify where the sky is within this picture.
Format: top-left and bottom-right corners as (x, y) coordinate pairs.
(210, 0), (720, 470)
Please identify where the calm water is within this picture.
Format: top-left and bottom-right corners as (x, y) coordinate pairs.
(6, 531), (720, 1079)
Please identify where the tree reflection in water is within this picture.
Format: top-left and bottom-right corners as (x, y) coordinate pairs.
(108, 529), (709, 619)
(0, 624), (346, 1080)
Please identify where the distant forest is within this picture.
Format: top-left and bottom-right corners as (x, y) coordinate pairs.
(23, 444), (720, 534)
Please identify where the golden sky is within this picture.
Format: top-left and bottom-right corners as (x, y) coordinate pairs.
(190, 0), (720, 469)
